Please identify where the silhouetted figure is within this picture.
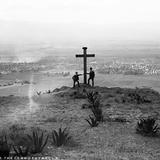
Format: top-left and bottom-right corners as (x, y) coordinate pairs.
(72, 72), (82, 88)
(87, 67), (95, 87)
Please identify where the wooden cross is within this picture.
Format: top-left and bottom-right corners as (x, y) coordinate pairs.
(76, 47), (95, 84)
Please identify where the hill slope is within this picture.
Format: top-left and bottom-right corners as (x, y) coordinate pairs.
(1, 85), (160, 159)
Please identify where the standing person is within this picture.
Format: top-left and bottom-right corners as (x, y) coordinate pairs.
(88, 67), (95, 87)
(72, 72), (82, 88)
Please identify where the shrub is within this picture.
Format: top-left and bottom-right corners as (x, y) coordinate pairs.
(136, 117), (159, 136)
(123, 88), (152, 104)
(9, 132), (26, 147)
(26, 129), (48, 154)
(13, 145), (30, 157)
(86, 91), (99, 106)
(47, 90), (51, 94)
(85, 116), (99, 127)
(91, 106), (103, 122)
(0, 135), (11, 159)
(51, 128), (71, 147)
(86, 91), (103, 122)
(36, 91), (41, 96)
(9, 123), (26, 132)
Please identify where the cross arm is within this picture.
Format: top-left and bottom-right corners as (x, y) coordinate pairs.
(76, 54), (84, 57)
(75, 54), (95, 57)
(86, 54), (95, 57)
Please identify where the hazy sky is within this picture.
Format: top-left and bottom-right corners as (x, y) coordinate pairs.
(0, 0), (160, 47)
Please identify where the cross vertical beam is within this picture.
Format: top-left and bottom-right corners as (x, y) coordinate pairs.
(76, 47), (95, 84)
(83, 47), (87, 84)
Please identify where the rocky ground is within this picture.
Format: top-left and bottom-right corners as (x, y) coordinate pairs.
(1, 84), (160, 159)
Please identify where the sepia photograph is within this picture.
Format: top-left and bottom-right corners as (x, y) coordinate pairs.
(0, 0), (160, 159)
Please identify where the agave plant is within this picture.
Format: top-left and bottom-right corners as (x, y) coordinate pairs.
(136, 117), (159, 136)
(86, 91), (99, 106)
(85, 116), (99, 127)
(0, 135), (11, 159)
(51, 128), (71, 147)
(13, 145), (30, 157)
(86, 91), (103, 122)
(26, 129), (48, 154)
(91, 106), (103, 122)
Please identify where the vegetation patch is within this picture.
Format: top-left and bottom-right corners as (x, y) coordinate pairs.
(26, 129), (49, 154)
(51, 128), (71, 147)
(86, 91), (104, 123)
(136, 117), (159, 136)
(0, 134), (11, 159)
(13, 145), (30, 157)
(121, 87), (160, 104)
(85, 116), (99, 127)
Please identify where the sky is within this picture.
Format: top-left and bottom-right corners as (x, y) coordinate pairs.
(0, 0), (160, 48)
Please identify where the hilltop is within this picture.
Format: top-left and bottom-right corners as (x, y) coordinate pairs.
(1, 85), (160, 159)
